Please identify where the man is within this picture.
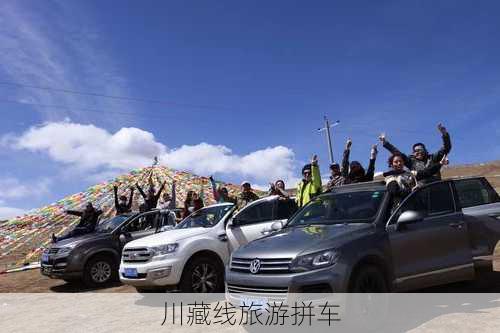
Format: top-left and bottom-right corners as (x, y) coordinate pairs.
(136, 181), (166, 211)
(237, 181), (260, 209)
(210, 176), (237, 204)
(296, 155), (322, 208)
(268, 180), (290, 199)
(380, 123), (451, 184)
(52, 203), (103, 242)
(158, 181), (176, 210)
(326, 163), (345, 191)
(113, 185), (134, 215)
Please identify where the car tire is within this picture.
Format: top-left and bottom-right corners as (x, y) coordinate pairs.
(179, 257), (224, 293)
(350, 265), (388, 292)
(83, 254), (118, 288)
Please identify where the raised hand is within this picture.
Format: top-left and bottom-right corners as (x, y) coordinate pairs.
(311, 154), (318, 166)
(378, 133), (386, 143)
(437, 123), (447, 135)
(440, 154), (449, 165)
(346, 138), (352, 150)
(370, 144), (378, 159)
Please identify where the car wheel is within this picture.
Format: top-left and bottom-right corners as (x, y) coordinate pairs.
(179, 257), (224, 293)
(83, 254), (118, 288)
(350, 265), (388, 292)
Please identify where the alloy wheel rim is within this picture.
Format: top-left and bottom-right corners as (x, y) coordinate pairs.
(191, 263), (218, 292)
(91, 261), (112, 283)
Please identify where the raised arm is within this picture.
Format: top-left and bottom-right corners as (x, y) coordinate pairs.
(365, 145), (377, 181)
(169, 181), (176, 210)
(136, 183), (147, 199)
(311, 155), (322, 192)
(154, 181), (167, 203)
(432, 123), (452, 162)
(65, 210), (82, 217)
(113, 186), (120, 210)
(341, 139), (352, 178)
(209, 176), (221, 201)
(127, 187), (135, 209)
(379, 134), (411, 166)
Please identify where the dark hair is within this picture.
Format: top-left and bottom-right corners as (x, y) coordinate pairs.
(388, 153), (405, 168)
(329, 163), (340, 170)
(412, 142), (427, 152)
(119, 195), (127, 201)
(302, 164), (312, 174)
(275, 179), (285, 187)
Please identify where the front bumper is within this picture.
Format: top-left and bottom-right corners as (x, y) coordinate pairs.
(225, 263), (350, 304)
(40, 251), (82, 280)
(119, 256), (184, 287)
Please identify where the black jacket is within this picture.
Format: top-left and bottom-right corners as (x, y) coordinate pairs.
(137, 182), (166, 211)
(66, 208), (103, 232)
(114, 187), (134, 215)
(342, 148), (376, 185)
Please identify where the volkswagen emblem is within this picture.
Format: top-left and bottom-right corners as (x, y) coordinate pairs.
(249, 259), (261, 274)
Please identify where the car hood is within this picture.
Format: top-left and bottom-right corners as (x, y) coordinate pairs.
(233, 223), (373, 259)
(125, 227), (211, 248)
(52, 232), (111, 248)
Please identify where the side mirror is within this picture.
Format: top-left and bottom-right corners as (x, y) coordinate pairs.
(396, 210), (424, 229)
(159, 226), (174, 232)
(271, 221), (283, 231)
(119, 233), (128, 244)
(231, 217), (240, 227)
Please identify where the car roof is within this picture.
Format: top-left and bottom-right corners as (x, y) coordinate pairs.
(324, 180), (387, 195)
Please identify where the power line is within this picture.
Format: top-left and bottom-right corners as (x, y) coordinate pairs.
(0, 81), (232, 111)
(0, 98), (173, 120)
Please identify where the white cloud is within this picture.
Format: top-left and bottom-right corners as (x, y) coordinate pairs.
(11, 121), (166, 171)
(0, 177), (51, 200)
(0, 206), (27, 220)
(6, 121), (298, 185)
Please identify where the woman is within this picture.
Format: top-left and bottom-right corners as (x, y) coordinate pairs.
(182, 190), (204, 218)
(268, 180), (289, 198)
(384, 153), (444, 212)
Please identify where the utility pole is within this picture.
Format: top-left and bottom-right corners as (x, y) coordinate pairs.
(317, 117), (340, 164)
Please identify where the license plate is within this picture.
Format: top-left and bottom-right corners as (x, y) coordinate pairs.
(124, 268), (138, 278)
(240, 296), (268, 309)
(41, 253), (49, 263)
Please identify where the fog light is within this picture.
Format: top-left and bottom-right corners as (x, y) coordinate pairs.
(149, 267), (171, 280)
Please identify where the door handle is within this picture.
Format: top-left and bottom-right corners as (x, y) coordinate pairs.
(261, 230), (270, 235)
(217, 234), (228, 242)
(449, 222), (464, 229)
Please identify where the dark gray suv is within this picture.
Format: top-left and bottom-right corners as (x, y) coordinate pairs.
(226, 177), (500, 300)
(41, 209), (175, 287)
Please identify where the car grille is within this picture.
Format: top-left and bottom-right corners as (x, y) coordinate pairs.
(122, 247), (153, 263)
(230, 257), (293, 274)
(227, 283), (289, 302)
(48, 248), (59, 254)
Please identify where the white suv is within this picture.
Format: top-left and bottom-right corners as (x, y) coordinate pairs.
(119, 195), (297, 292)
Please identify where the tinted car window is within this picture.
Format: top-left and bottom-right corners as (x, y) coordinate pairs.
(95, 215), (131, 233)
(276, 199), (298, 220)
(123, 212), (158, 233)
(455, 179), (499, 208)
(235, 200), (275, 225)
(287, 191), (384, 226)
(428, 182), (454, 215)
(176, 205), (233, 229)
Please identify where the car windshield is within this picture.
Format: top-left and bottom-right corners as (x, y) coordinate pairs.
(176, 205), (234, 229)
(287, 190), (385, 227)
(95, 215), (131, 233)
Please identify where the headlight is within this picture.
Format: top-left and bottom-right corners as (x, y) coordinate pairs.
(151, 243), (178, 256)
(290, 249), (339, 272)
(58, 246), (74, 254)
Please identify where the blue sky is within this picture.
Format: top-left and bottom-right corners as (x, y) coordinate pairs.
(1, 0), (499, 218)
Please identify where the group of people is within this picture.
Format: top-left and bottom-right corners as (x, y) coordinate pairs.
(294, 122), (452, 210)
(52, 122), (451, 243)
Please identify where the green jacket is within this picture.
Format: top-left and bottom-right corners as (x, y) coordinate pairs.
(296, 164), (322, 207)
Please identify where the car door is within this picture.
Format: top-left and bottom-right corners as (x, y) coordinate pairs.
(387, 181), (474, 291)
(225, 198), (276, 252)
